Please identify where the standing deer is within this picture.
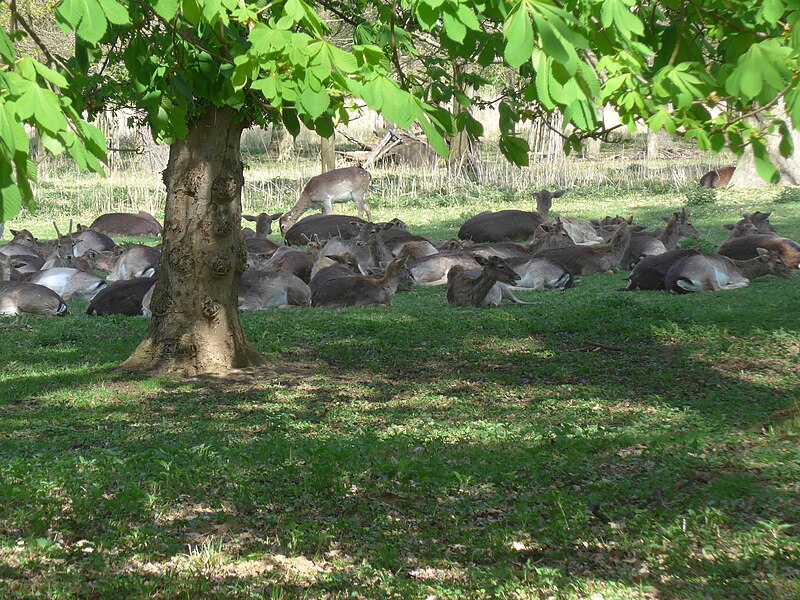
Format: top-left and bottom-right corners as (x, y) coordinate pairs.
(457, 189), (565, 243)
(279, 167), (372, 235)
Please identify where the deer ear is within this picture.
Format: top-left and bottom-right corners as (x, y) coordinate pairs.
(662, 215), (670, 222)
(722, 223), (734, 230)
(756, 247), (769, 256)
(269, 212), (283, 221)
(474, 255), (489, 266)
(552, 189), (566, 198)
(242, 215), (256, 222)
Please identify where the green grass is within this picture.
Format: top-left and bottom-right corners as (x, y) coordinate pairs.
(1, 170), (799, 598)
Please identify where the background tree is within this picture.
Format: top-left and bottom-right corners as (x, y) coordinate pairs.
(2, 0), (799, 374)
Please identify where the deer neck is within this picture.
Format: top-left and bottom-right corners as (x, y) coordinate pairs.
(731, 257), (769, 279)
(283, 194), (312, 228)
(657, 217), (679, 250)
(469, 269), (498, 304)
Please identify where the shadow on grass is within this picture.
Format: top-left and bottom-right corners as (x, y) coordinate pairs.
(1, 274), (799, 597)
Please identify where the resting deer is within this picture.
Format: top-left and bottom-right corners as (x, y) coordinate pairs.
(718, 231), (800, 269)
(622, 249), (700, 291)
(86, 211), (163, 237)
(238, 270), (311, 309)
(447, 255), (531, 307)
(722, 212), (778, 237)
(283, 214), (366, 246)
(87, 277), (157, 316)
(507, 257), (574, 291)
(457, 189), (565, 243)
(557, 217), (604, 245)
(622, 208), (699, 269)
(0, 229), (44, 259)
(242, 212), (282, 239)
(321, 222), (393, 274)
(92, 246), (162, 281)
(534, 221), (632, 276)
(527, 218), (576, 253)
(311, 256), (409, 308)
(665, 248), (794, 293)
(0, 281), (68, 316)
(279, 167), (372, 234)
(409, 252), (481, 286)
(699, 166), (735, 189)
(27, 267), (107, 301)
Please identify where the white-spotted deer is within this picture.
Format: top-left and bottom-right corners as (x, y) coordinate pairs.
(279, 167), (372, 234)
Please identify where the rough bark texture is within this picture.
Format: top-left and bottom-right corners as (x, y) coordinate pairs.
(320, 134), (336, 172)
(730, 108), (800, 188)
(121, 107), (264, 375)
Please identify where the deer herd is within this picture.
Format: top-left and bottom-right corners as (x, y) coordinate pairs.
(1, 166), (798, 317)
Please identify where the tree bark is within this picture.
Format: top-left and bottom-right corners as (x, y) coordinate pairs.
(121, 107), (264, 375)
(320, 133), (336, 172)
(729, 107), (800, 188)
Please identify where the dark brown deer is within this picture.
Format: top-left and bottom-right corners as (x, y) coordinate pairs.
(311, 256), (409, 308)
(622, 249), (700, 291)
(699, 166), (735, 189)
(279, 167), (372, 234)
(86, 277), (157, 316)
(446, 255), (527, 307)
(718, 233), (800, 269)
(457, 189), (565, 243)
(622, 208), (700, 269)
(283, 214), (366, 246)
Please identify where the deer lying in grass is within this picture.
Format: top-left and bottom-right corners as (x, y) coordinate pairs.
(699, 166), (735, 188)
(311, 256), (409, 308)
(533, 221), (632, 276)
(722, 212), (778, 237)
(279, 167), (372, 235)
(93, 246), (162, 281)
(27, 267), (107, 301)
(86, 211), (163, 237)
(72, 228), (116, 256)
(446, 255), (530, 307)
(242, 212), (282, 239)
(0, 229), (43, 259)
(238, 270), (312, 309)
(557, 217), (604, 244)
(0, 281), (68, 316)
(321, 222), (393, 274)
(283, 214), (366, 246)
(665, 248), (794, 293)
(409, 252), (482, 286)
(622, 249), (700, 291)
(622, 208), (699, 269)
(260, 245), (320, 282)
(507, 257), (574, 291)
(718, 230), (800, 269)
(527, 219), (576, 253)
(457, 189), (565, 243)
(87, 277), (157, 316)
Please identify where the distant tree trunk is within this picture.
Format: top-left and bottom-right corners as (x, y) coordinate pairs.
(276, 124), (296, 162)
(320, 134), (336, 172)
(729, 108), (800, 188)
(448, 61), (478, 176)
(121, 107), (264, 375)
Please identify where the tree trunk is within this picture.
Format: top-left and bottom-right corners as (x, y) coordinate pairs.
(729, 107), (800, 188)
(121, 107), (264, 375)
(320, 133), (336, 172)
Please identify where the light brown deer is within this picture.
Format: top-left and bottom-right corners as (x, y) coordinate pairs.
(86, 211), (163, 237)
(27, 267), (107, 301)
(279, 167), (372, 234)
(622, 208), (699, 269)
(699, 166), (735, 189)
(533, 221), (632, 276)
(238, 271), (311, 309)
(665, 248), (794, 293)
(0, 281), (68, 316)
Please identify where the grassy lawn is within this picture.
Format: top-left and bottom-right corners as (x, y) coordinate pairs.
(1, 170), (799, 598)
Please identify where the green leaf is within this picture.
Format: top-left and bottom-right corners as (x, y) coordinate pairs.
(601, 0), (643, 40)
(457, 4), (481, 31)
(298, 86), (330, 120)
(153, 0), (179, 20)
(33, 62), (69, 88)
(283, 108), (300, 137)
(762, 0), (785, 24)
(752, 138), (780, 183)
(504, 2), (534, 68)
(0, 30), (16, 64)
(499, 134), (529, 166)
(76, 0), (109, 45)
(14, 82), (68, 133)
(564, 99), (597, 131)
(0, 160), (23, 222)
(778, 121), (794, 158)
(99, 0), (129, 25)
(443, 5), (467, 43)
(0, 103), (28, 157)
(416, 2), (440, 30)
